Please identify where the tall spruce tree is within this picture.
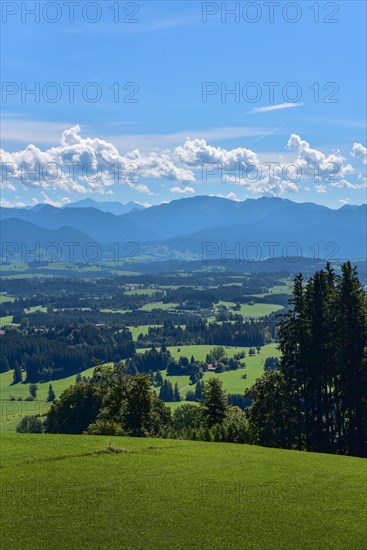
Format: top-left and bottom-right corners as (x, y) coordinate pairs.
(159, 379), (174, 402)
(334, 262), (367, 456)
(278, 273), (307, 448)
(200, 378), (227, 427)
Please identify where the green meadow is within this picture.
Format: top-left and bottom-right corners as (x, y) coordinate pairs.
(1, 433), (366, 550)
(140, 343), (281, 397)
(0, 294), (15, 303)
(130, 324), (163, 338)
(218, 301), (284, 318)
(24, 305), (48, 314)
(130, 324), (188, 340)
(0, 315), (19, 327)
(140, 301), (179, 311)
(0, 367), (95, 433)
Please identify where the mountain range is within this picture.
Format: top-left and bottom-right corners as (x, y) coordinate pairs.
(64, 199), (144, 216)
(1, 196), (366, 261)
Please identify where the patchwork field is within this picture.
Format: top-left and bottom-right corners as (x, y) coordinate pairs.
(1, 433), (366, 549)
(140, 343), (281, 397)
(0, 344), (280, 431)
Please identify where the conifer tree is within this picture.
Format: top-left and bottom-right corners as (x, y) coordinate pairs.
(334, 262), (367, 456)
(200, 378), (227, 427)
(155, 370), (163, 387)
(29, 383), (38, 399)
(194, 380), (204, 401)
(47, 384), (56, 402)
(13, 362), (22, 384)
(173, 383), (181, 402)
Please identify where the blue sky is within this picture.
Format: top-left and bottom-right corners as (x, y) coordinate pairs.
(1, 1), (366, 208)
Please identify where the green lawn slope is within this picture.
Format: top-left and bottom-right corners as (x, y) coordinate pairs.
(1, 434), (366, 549)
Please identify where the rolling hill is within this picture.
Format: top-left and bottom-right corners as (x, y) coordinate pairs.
(1, 433), (366, 549)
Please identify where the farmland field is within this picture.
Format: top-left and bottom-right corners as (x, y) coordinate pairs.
(129, 324), (163, 338)
(141, 343), (281, 397)
(0, 315), (19, 327)
(140, 301), (179, 311)
(1, 433), (366, 550)
(218, 301), (284, 318)
(0, 294), (14, 303)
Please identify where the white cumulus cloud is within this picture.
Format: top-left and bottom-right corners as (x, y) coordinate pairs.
(135, 184), (153, 195)
(1, 127), (365, 201)
(351, 143), (367, 164)
(0, 125), (195, 196)
(170, 186), (196, 195)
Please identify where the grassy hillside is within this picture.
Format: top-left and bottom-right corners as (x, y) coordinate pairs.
(0, 344), (280, 430)
(0, 367), (95, 432)
(140, 343), (281, 397)
(1, 434), (366, 549)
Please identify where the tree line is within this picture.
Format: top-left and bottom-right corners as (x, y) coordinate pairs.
(21, 363), (250, 445)
(136, 318), (268, 347)
(1, 325), (135, 381)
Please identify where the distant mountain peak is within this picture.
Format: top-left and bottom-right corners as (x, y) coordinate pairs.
(63, 198), (145, 216)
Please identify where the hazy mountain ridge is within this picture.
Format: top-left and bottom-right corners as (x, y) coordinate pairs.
(0, 205), (158, 243)
(1, 196), (365, 260)
(63, 199), (145, 215)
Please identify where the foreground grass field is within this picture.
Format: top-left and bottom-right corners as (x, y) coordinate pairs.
(1, 434), (366, 549)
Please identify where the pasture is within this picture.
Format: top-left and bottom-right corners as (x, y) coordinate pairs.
(1, 433), (366, 549)
(218, 301), (284, 318)
(0, 367), (95, 433)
